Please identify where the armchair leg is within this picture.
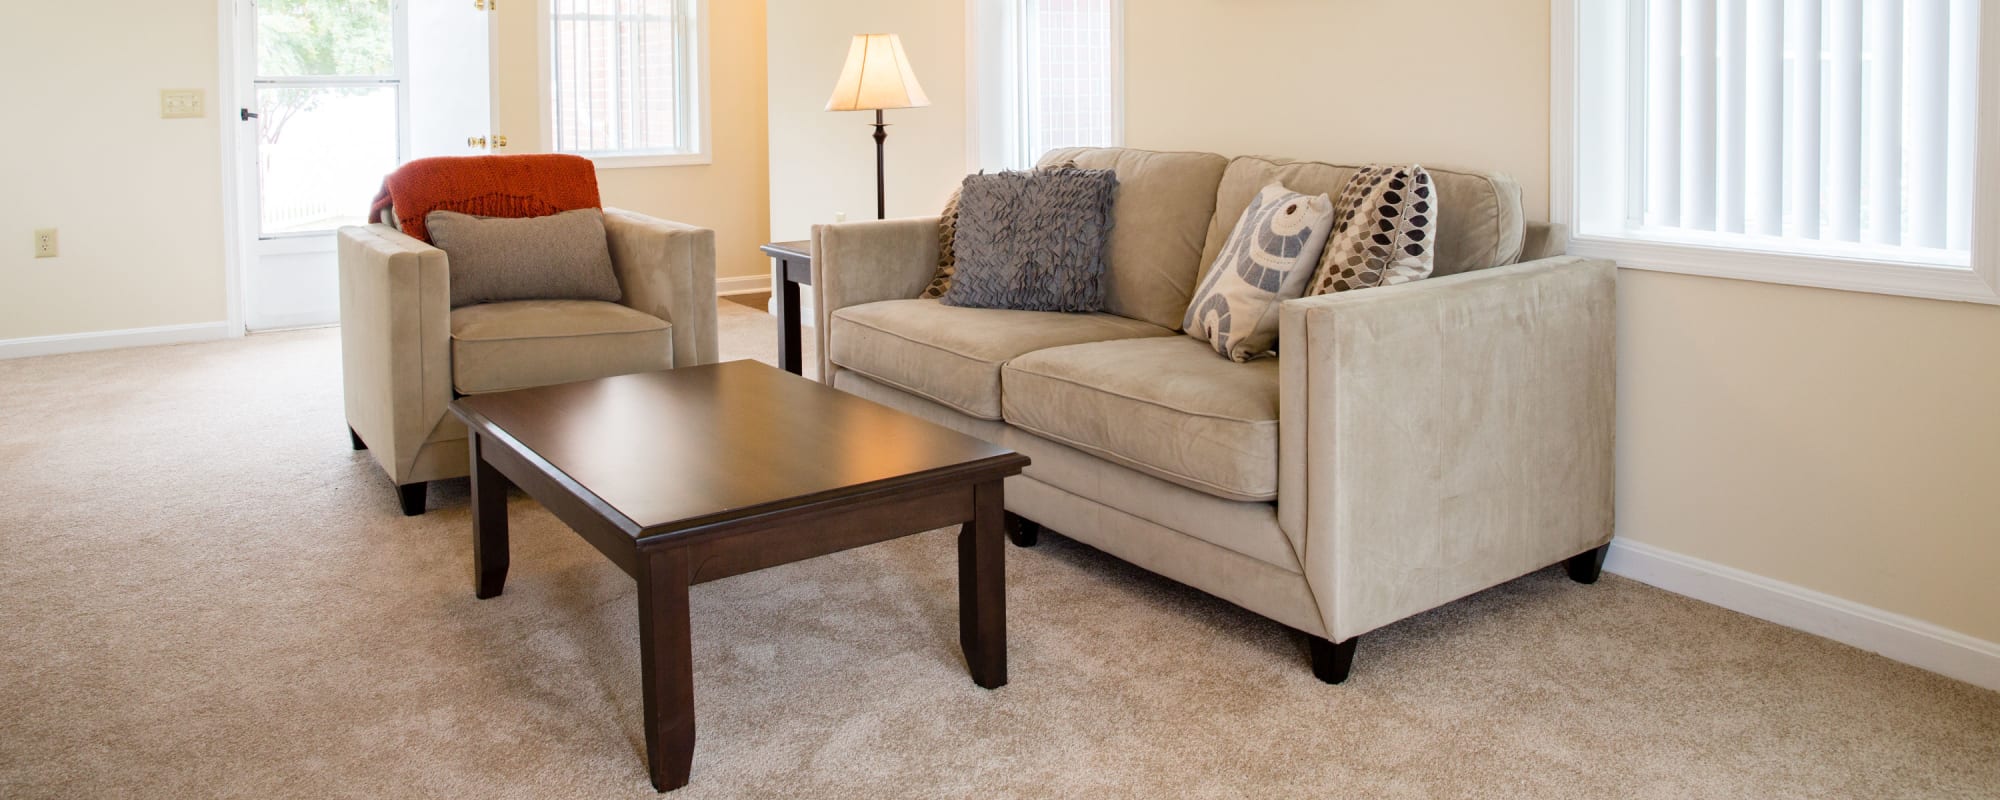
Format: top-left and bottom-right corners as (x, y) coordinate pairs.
(349, 427), (367, 451)
(1309, 635), (1359, 684)
(1003, 512), (1041, 548)
(1565, 544), (1609, 585)
(397, 482), (428, 517)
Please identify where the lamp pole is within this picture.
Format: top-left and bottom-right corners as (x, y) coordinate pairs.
(873, 109), (888, 220)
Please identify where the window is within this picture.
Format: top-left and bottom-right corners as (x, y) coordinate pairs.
(544, 0), (707, 167)
(971, 0), (1123, 170)
(250, 0), (402, 236)
(1558, 0), (2000, 303)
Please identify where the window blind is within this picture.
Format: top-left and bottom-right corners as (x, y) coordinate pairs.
(1638, 0), (1978, 254)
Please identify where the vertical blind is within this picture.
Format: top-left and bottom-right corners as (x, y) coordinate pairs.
(1638, 0), (1978, 254)
(551, 0), (689, 155)
(1021, 0), (1117, 161)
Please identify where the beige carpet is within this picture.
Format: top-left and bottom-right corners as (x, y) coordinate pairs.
(2, 302), (1996, 799)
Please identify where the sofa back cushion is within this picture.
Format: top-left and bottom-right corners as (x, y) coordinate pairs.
(1198, 156), (1525, 285)
(1037, 147), (1230, 329)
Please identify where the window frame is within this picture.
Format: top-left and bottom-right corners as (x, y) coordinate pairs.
(967, 0), (1125, 172)
(1551, 0), (2000, 304)
(537, 0), (711, 169)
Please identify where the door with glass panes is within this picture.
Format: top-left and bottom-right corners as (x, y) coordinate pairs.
(234, 0), (496, 331)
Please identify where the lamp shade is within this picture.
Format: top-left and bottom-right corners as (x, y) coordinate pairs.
(824, 33), (930, 112)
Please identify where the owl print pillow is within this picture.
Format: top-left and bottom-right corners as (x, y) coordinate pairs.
(1183, 182), (1335, 362)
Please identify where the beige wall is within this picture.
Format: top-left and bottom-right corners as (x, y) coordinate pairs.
(1124, 1), (1552, 217)
(765, 0), (968, 241)
(1619, 272), (2000, 642)
(493, 1), (770, 281)
(0, 1), (229, 340)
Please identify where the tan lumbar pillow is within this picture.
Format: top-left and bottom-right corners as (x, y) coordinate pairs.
(426, 208), (623, 309)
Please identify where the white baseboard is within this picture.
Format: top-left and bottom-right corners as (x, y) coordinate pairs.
(1605, 539), (2000, 692)
(0, 322), (233, 361)
(717, 274), (772, 296)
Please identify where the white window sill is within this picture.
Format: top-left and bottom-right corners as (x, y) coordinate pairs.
(1569, 234), (2000, 305)
(573, 151), (713, 170)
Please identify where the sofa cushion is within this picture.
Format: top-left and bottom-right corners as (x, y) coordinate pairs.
(829, 298), (1174, 420)
(449, 300), (672, 395)
(1002, 336), (1280, 502)
(1200, 156), (1524, 283)
(1037, 148), (1230, 330)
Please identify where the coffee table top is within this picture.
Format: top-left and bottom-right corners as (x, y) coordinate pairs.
(451, 361), (1027, 540)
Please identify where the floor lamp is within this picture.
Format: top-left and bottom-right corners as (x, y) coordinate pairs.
(824, 34), (930, 220)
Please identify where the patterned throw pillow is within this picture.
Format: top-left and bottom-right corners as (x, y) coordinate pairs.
(920, 188), (959, 299)
(941, 167), (1119, 312)
(1183, 183), (1335, 361)
(1307, 165), (1437, 295)
(922, 160), (1079, 300)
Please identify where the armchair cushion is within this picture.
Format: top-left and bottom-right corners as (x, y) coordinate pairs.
(828, 298), (1172, 419)
(1002, 336), (1280, 502)
(448, 300), (671, 394)
(425, 208), (622, 308)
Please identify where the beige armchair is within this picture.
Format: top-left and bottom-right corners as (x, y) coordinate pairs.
(338, 208), (719, 515)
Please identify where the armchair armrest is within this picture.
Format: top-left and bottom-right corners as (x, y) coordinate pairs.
(604, 208), (719, 368)
(337, 223), (453, 484)
(1277, 256), (1617, 642)
(810, 216), (943, 382)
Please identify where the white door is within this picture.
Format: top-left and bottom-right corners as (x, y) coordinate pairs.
(234, 0), (495, 331)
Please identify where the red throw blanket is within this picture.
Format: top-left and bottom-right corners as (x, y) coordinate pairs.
(368, 154), (602, 243)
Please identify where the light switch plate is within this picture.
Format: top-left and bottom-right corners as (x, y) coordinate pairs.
(161, 89), (205, 119)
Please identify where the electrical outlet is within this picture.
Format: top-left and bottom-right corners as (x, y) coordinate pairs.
(161, 89), (205, 119)
(34, 228), (58, 259)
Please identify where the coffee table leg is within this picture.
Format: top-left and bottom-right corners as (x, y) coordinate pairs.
(470, 432), (511, 599)
(958, 479), (1007, 689)
(638, 547), (695, 791)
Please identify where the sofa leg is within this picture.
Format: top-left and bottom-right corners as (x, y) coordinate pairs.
(1309, 635), (1359, 684)
(1003, 512), (1041, 548)
(349, 427), (367, 451)
(1565, 544), (1609, 585)
(398, 482), (427, 517)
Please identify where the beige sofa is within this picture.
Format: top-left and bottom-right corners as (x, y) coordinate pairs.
(338, 209), (720, 515)
(812, 148), (1615, 682)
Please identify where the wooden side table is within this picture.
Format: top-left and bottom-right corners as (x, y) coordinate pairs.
(759, 241), (812, 375)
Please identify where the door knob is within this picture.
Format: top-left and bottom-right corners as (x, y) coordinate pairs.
(467, 136), (488, 149)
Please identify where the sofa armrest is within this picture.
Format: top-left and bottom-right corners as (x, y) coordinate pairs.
(810, 216), (943, 383)
(604, 207), (719, 368)
(1277, 256), (1616, 642)
(337, 224), (453, 484)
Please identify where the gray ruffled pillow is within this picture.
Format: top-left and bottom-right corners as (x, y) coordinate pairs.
(940, 167), (1118, 312)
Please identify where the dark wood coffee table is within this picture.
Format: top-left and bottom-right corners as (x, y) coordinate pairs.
(449, 361), (1029, 792)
